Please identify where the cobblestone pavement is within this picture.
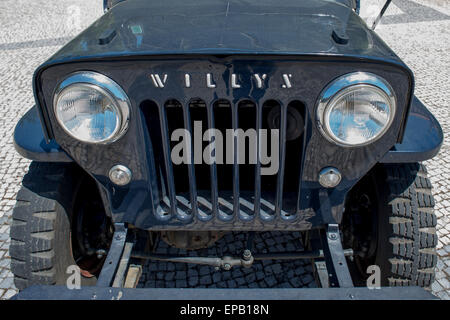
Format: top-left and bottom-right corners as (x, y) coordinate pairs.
(137, 232), (316, 290)
(0, 0), (449, 299)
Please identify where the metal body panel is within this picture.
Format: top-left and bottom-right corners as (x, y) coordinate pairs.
(47, 0), (398, 61)
(13, 106), (72, 162)
(380, 96), (443, 163)
(13, 285), (436, 300)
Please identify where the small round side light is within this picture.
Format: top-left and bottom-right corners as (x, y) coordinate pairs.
(109, 165), (132, 186)
(319, 167), (342, 188)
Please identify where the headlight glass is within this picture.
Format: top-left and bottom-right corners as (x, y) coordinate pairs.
(54, 72), (130, 144)
(317, 72), (396, 146)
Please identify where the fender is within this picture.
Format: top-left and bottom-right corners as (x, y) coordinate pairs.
(380, 96), (443, 163)
(13, 106), (72, 162)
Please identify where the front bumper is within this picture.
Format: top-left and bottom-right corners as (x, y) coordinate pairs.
(13, 285), (436, 300)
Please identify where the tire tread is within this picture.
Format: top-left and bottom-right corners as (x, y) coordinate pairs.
(9, 163), (74, 290)
(382, 163), (437, 287)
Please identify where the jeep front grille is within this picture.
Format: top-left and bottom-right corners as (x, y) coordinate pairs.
(141, 98), (308, 225)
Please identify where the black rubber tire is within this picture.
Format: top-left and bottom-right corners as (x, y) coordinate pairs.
(9, 162), (96, 290)
(375, 163), (437, 287)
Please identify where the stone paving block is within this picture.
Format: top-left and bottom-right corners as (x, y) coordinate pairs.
(187, 268), (198, 277)
(164, 272), (175, 281)
(271, 263), (283, 274)
(255, 271), (265, 281)
(265, 276), (278, 288)
(145, 280), (156, 287)
(199, 266), (210, 276)
(155, 272), (164, 280)
(432, 280), (444, 293)
(175, 264), (186, 271)
(437, 277), (450, 290)
(222, 271), (232, 281)
(235, 277), (246, 286)
(443, 266), (450, 276)
(199, 275), (212, 285)
(227, 279), (237, 288)
(0, 277), (14, 289)
(289, 277), (303, 288)
(175, 271), (185, 280)
(302, 274), (314, 285)
(294, 266), (306, 276)
(176, 279), (187, 288)
(245, 273), (256, 283)
(212, 272), (221, 283)
(188, 276), (198, 287)
(167, 263), (175, 271)
(0, 269), (9, 279)
(232, 269), (243, 278)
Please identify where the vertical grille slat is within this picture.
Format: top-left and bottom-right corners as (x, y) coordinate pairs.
(182, 103), (198, 216)
(158, 104), (177, 217)
(232, 102), (240, 219)
(296, 107), (309, 214)
(254, 103), (263, 218)
(206, 103), (219, 218)
(275, 103), (287, 218)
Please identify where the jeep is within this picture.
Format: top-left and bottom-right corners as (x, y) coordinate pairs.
(11, 0), (443, 299)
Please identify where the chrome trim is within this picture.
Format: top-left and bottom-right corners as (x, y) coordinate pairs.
(53, 71), (130, 144)
(316, 72), (396, 147)
(206, 73), (216, 88)
(282, 74), (292, 89)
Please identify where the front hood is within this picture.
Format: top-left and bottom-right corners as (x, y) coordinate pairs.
(47, 0), (399, 62)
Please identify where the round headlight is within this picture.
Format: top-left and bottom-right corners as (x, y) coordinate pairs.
(54, 72), (130, 144)
(316, 72), (396, 146)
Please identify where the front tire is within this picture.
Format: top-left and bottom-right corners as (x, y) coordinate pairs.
(10, 162), (112, 290)
(343, 163), (437, 288)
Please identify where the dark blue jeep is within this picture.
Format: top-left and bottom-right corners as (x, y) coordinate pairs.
(11, 0), (443, 299)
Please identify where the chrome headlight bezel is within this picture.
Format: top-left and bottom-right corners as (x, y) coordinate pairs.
(316, 72), (396, 147)
(53, 71), (130, 144)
